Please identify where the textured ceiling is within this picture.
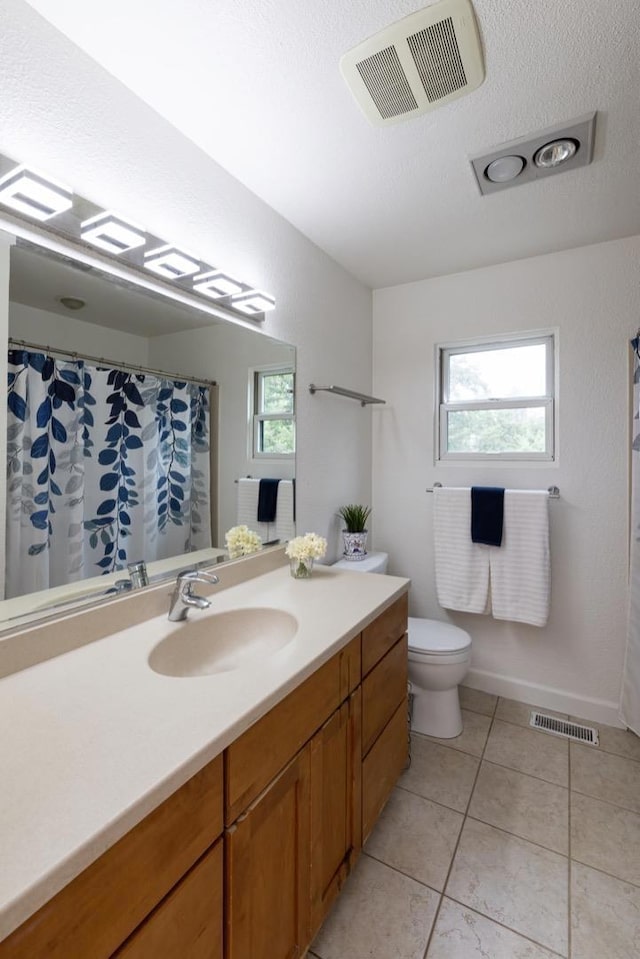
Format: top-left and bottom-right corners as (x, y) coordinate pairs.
(23, 0), (640, 288)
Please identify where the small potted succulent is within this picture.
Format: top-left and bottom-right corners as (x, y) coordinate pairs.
(337, 504), (372, 561)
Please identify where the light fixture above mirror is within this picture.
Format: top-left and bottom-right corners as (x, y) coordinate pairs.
(0, 152), (276, 320)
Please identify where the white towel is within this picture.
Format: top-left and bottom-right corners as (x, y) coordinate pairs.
(236, 477), (295, 544)
(236, 478), (270, 541)
(274, 480), (295, 543)
(433, 487), (490, 615)
(489, 490), (550, 628)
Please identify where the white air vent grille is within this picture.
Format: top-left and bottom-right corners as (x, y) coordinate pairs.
(340, 0), (485, 126)
(530, 711), (599, 746)
(356, 46), (418, 120)
(407, 18), (467, 102)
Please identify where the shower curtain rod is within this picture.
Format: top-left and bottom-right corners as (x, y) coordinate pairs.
(426, 482), (560, 498)
(8, 338), (216, 389)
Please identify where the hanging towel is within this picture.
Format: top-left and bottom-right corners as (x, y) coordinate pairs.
(433, 487), (490, 615)
(489, 490), (550, 628)
(471, 486), (505, 546)
(258, 478), (281, 522)
(274, 480), (296, 543)
(236, 478), (270, 540)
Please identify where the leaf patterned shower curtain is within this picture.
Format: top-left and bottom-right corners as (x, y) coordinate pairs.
(6, 350), (211, 599)
(621, 337), (640, 735)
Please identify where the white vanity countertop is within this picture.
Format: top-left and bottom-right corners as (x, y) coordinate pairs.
(0, 563), (409, 941)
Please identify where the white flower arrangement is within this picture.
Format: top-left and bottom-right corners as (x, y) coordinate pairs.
(225, 525), (263, 559)
(285, 533), (327, 563)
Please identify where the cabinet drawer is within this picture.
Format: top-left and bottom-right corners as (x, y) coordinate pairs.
(361, 593), (408, 676)
(114, 840), (223, 959)
(361, 636), (408, 756)
(225, 650), (346, 824)
(362, 701), (408, 841)
(1, 755), (223, 959)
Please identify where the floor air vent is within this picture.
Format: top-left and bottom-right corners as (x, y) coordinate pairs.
(341, 0), (485, 126)
(529, 711), (599, 746)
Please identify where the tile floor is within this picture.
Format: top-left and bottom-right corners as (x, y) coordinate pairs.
(310, 689), (640, 959)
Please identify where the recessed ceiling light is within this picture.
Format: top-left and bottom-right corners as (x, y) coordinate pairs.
(81, 212), (146, 255)
(534, 138), (578, 169)
(193, 270), (244, 299)
(144, 244), (200, 280)
(59, 296), (86, 311)
(484, 155), (526, 183)
(231, 290), (276, 315)
(0, 165), (73, 221)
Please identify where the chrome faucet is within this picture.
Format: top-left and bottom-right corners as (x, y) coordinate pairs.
(168, 569), (220, 622)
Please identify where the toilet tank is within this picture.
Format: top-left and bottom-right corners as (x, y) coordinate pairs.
(333, 551), (389, 574)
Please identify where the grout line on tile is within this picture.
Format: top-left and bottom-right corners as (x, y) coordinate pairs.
(569, 856), (640, 892)
(480, 753), (568, 789)
(465, 813), (569, 858)
(395, 780), (472, 816)
(458, 688), (499, 719)
(569, 784), (640, 817)
(496, 704), (640, 765)
(360, 849), (444, 897)
(592, 747), (640, 765)
(412, 727), (489, 760)
(442, 893), (569, 959)
(480, 757), (569, 791)
(422, 709), (497, 958)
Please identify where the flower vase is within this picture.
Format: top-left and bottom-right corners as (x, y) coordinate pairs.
(341, 530), (368, 561)
(290, 556), (314, 579)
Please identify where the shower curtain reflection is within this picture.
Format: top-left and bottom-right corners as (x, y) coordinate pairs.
(6, 349), (211, 599)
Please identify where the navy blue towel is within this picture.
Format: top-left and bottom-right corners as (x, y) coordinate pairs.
(471, 486), (505, 547)
(257, 478), (281, 523)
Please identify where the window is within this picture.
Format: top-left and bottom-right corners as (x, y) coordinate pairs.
(438, 334), (555, 461)
(252, 366), (295, 458)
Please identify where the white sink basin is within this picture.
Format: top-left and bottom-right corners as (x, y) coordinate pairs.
(148, 607), (298, 677)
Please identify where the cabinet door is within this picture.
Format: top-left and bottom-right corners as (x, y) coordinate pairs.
(225, 747), (311, 959)
(362, 699), (408, 842)
(114, 840), (223, 959)
(309, 688), (362, 938)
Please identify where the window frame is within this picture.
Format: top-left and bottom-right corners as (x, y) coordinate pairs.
(250, 364), (296, 460)
(437, 332), (556, 463)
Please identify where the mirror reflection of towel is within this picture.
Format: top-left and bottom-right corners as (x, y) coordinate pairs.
(257, 478), (281, 523)
(471, 487), (504, 547)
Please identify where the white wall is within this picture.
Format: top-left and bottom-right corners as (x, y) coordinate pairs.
(149, 325), (295, 540)
(0, 0), (373, 557)
(373, 236), (640, 724)
(9, 302), (150, 364)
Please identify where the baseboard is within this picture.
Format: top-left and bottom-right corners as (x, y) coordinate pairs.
(465, 667), (625, 729)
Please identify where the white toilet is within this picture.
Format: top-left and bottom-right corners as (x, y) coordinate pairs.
(333, 551), (472, 739)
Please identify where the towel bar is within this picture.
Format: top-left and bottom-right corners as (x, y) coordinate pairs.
(426, 483), (560, 498)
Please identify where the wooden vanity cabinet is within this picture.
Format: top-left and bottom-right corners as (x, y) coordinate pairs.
(0, 755), (224, 959)
(225, 748), (311, 959)
(114, 840), (223, 959)
(0, 592), (408, 959)
(361, 595), (409, 843)
(309, 686), (362, 938)
(224, 594), (408, 959)
(224, 636), (362, 958)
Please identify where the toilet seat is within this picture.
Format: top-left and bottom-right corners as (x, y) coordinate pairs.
(407, 617), (471, 662)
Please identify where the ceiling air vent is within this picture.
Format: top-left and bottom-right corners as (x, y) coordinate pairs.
(341, 0), (484, 127)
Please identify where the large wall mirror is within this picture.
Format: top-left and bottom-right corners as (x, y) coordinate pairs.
(1, 237), (295, 629)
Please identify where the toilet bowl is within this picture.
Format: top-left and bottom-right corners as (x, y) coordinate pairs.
(332, 551), (472, 739)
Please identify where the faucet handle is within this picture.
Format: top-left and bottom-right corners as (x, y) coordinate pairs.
(177, 568), (220, 587)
